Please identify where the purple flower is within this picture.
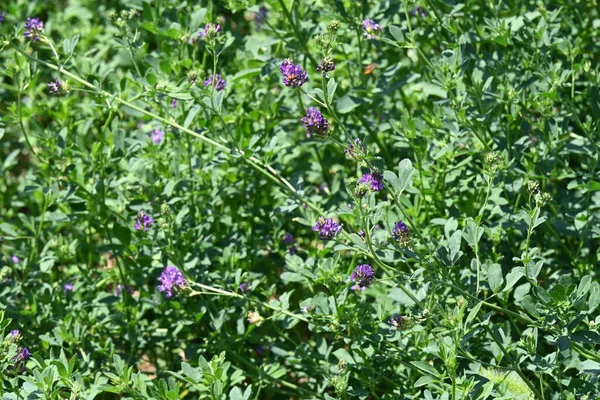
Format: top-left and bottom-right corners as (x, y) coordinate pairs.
(345, 138), (364, 159)
(349, 264), (374, 291)
(312, 217), (343, 240)
(238, 282), (250, 293)
(316, 57), (336, 76)
(389, 314), (409, 329)
(11, 256), (19, 264)
(199, 23), (221, 38)
(19, 347), (31, 361)
(280, 58), (308, 88)
(362, 19), (383, 40)
(288, 245), (297, 255)
(47, 79), (60, 94)
(204, 74), (227, 91)
(151, 129), (164, 145)
(170, 98), (178, 108)
(283, 233), (294, 244)
(411, 6), (427, 17)
(24, 17), (44, 41)
(134, 211), (154, 231)
(392, 220), (409, 240)
(254, 6), (268, 31)
(301, 107), (329, 138)
(157, 266), (187, 298)
(115, 284), (134, 296)
(359, 172), (384, 191)
(10, 330), (19, 337)
(63, 283), (74, 292)
(0, 12), (4, 23)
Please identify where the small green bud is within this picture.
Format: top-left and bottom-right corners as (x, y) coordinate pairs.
(484, 151), (502, 174)
(328, 20), (340, 32)
(313, 34), (326, 49)
(247, 310), (264, 326)
(128, 9), (140, 20)
(353, 183), (369, 198)
(534, 192), (552, 207)
(347, 177), (358, 188)
(527, 181), (540, 195)
(187, 70), (203, 85)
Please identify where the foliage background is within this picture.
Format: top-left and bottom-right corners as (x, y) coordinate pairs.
(1, 0), (599, 399)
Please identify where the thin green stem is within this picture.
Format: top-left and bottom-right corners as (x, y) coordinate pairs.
(189, 282), (309, 323)
(276, 0), (318, 66)
(482, 325), (543, 399)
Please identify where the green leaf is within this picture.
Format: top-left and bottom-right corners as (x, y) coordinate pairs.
(229, 387), (244, 400)
(571, 330), (600, 344)
(448, 230), (463, 263)
(384, 159), (415, 194)
(465, 301), (483, 326)
(521, 295), (541, 318)
(487, 264), (503, 293)
(396, 159), (415, 191)
(414, 375), (435, 387)
(112, 223), (131, 247)
(184, 105), (201, 128)
(410, 361), (441, 378)
(40, 256), (55, 273)
(389, 25), (405, 42)
(335, 95), (362, 114)
(587, 180), (600, 192)
(503, 267), (525, 292)
(182, 362), (202, 383)
(327, 78), (337, 104)
(462, 220), (483, 249)
(333, 348), (356, 365)
(589, 282), (600, 313)
(526, 260), (543, 280)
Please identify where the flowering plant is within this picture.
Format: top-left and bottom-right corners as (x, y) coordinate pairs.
(0, 2), (599, 399)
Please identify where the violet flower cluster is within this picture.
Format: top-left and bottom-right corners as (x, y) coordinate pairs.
(157, 266), (187, 298)
(301, 107), (329, 138)
(349, 264), (374, 291)
(362, 19), (383, 40)
(24, 17), (44, 41)
(359, 172), (384, 191)
(283, 233), (296, 255)
(345, 138), (364, 159)
(204, 74), (227, 91)
(312, 217), (343, 240)
(151, 129), (164, 145)
(47, 78), (69, 95)
(389, 314), (409, 330)
(317, 57), (336, 76)
(199, 23), (221, 38)
(254, 6), (268, 31)
(47, 78), (61, 94)
(280, 58), (308, 88)
(392, 220), (409, 245)
(238, 282), (250, 293)
(134, 211), (154, 231)
(411, 6), (427, 17)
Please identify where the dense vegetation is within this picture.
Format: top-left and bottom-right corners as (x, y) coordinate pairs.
(1, 0), (599, 398)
